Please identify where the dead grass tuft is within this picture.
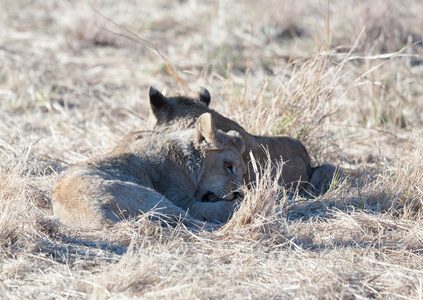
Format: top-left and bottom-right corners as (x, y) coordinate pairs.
(218, 151), (283, 238)
(370, 146), (423, 218)
(0, 173), (33, 252)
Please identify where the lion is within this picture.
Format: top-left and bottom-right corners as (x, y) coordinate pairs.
(52, 113), (246, 229)
(146, 87), (340, 194)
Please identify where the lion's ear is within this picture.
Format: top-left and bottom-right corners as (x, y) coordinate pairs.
(197, 87), (211, 107)
(226, 130), (245, 153)
(195, 113), (217, 145)
(149, 86), (169, 111)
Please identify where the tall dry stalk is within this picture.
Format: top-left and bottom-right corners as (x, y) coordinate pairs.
(217, 150), (287, 238)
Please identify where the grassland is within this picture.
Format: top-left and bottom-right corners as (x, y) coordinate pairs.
(1, 0), (423, 298)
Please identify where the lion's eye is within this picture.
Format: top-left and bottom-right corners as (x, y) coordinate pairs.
(224, 161), (233, 173)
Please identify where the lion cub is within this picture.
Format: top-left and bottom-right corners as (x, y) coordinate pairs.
(53, 113), (246, 229)
(147, 87), (340, 194)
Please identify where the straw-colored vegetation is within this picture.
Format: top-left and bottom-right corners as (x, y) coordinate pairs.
(1, 0), (423, 298)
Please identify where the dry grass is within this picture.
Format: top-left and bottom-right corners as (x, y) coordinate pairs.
(1, 0), (423, 298)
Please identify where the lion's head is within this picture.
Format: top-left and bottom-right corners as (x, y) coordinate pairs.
(193, 113), (246, 203)
(147, 86), (245, 135)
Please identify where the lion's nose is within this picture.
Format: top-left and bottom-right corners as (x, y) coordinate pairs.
(232, 190), (244, 199)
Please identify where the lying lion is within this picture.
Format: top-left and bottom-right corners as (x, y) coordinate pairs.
(52, 113), (246, 229)
(147, 87), (339, 194)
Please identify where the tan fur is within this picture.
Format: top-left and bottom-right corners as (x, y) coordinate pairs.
(53, 113), (246, 229)
(147, 87), (340, 194)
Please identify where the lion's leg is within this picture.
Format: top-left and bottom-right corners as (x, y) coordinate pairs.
(53, 170), (203, 229)
(105, 180), (204, 227)
(53, 171), (121, 229)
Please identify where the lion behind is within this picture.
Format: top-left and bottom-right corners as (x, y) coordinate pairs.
(146, 87), (341, 194)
